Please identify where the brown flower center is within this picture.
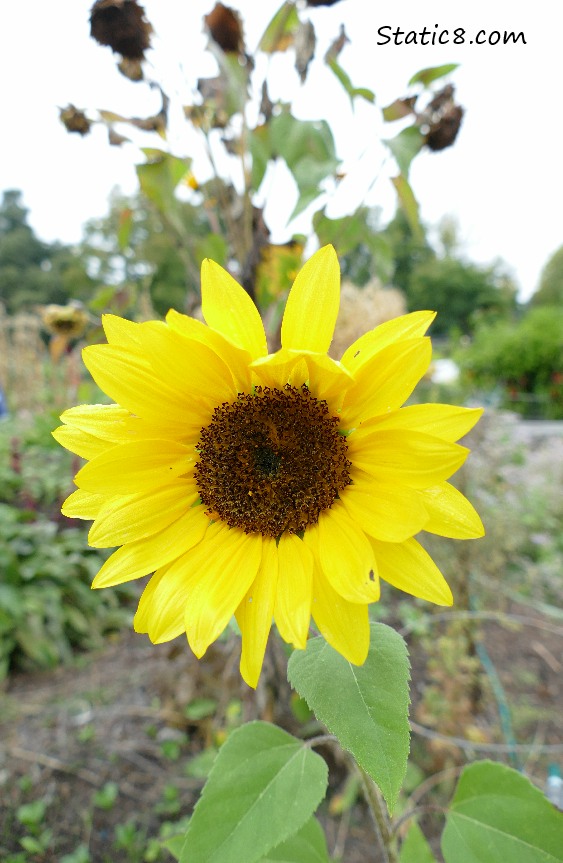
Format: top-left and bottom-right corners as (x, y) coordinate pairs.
(194, 385), (351, 537)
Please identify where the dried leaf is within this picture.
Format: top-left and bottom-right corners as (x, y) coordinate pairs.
(90, 0), (152, 60)
(59, 105), (92, 136)
(108, 128), (130, 146)
(324, 24), (349, 64)
(382, 96), (418, 123)
(295, 20), (316, 83)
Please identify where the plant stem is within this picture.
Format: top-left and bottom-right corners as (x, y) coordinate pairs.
(358, 767), (399, 863)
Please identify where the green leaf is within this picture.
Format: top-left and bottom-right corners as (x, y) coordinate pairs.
(391, 174), (422, 240)
(442, 761), (563, 863)
(258, 817), (330, 862)
(179, 721), (328, 863)
(383, 126), (424, 177)
(136, 150), (192, 214)
(269, 112), (339, 220)
(259, 2), (300, 53)
(408, 63), (459, 87)
(162, 835), (184, 860)
(400, 822), (436, 863)
(250, 124), (272, 192)
(326, 57), (375, 106)
(287, 623), (410, 812)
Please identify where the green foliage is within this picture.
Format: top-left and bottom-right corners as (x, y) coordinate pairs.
(0, 414), (132, 678)
(459, 306), (563, 417)
(287, 623), (411, 811)
(400, 822), (437, 862)
(179, 722), (328, 863)
(408, 256), (515, 335)
(441, 761), (563, 862)
(531, 244), (563, 307)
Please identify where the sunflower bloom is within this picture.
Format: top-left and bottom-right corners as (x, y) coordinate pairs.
(54, 246), (484, 687)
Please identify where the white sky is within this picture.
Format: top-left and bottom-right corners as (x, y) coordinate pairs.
(2, 0), (561, 300)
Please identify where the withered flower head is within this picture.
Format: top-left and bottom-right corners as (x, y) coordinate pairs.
(59, 105), (92, 136)
(41, 303), (89, 339)
(425, 104), (464, 151)
(204, 3), (245, 54)
(90, 0), (152, 60)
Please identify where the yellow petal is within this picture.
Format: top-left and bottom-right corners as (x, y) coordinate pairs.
(235, 536), (278, 688)
(250, 349), (309, 390)
(305, 503), (379, 603)
(274, 534), (314, 650)
(341, 310), (436, 372)
(102, 314), (143, 348)
(340, 470), (429, 542)
(166, 309), (253, 392)
(281, 245), (340, 354)
(350, 429), (469, 489)
(421, 482), (485, 539)
(139, 324), (239, 411)
(201, 259), (268, 360)
(356, 404), (484, 443)
(88, 481), (198, 547)
(184, 525), (263, 658)
(61, 489), (105, 520)
(59, 404), (178, 445)
(52, 425), (114, 460)
(82, 345), (210, 430)
(341, 339), (432, 426)
(311, 568), (370, 665)
(92, 505), (209, 588)
(370, 537), (453, 605)
(74, 440), (194, 495)
(134, 565), (187, 643)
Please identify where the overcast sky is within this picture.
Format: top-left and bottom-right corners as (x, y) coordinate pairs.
(2, 0), (561, 300)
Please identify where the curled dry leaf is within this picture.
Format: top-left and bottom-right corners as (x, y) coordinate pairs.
(295, 20), (316, 83)
(90, 0), (152, 60)
(59, 105), (92, 136)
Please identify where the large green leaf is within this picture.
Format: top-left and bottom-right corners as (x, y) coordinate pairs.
(258, 817), (331, 862)
(269, 112), (339, 220)
(179, 722), (328, 863)
(408, 64), (459, 87)
(442, 761), (563, 863)
(287, 623), (410, 811)
(400, 822), (437, 863)
(136, 150), (191, 214)
(383, 126), (424, 178)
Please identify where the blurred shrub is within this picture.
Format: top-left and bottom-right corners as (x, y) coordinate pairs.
(458, 306), (563, 418)
(0, 413), (132, 679)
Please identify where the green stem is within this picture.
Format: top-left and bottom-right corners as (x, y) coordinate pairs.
(358, 767), (399, 863)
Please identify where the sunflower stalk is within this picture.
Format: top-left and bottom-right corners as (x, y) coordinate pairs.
(359, 766), (400, 863)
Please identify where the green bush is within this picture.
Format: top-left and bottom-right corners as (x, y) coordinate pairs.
(0, 413), (133, 679)
(458, 306), (563, 418)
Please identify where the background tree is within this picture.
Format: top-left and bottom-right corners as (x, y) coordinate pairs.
(0, 190), (96, 313)
(531, 243), (563, 307)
